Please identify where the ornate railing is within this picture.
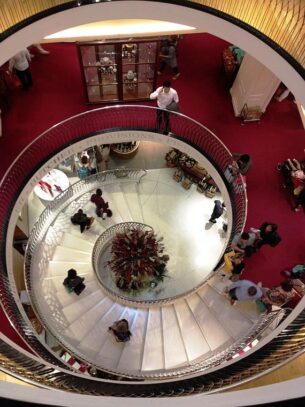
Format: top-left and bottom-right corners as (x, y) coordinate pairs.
(0, 0), (305, 75)
(21, 167), (285, 380)
(0, 106), (246, 383)
(24, 169), (147, 293)
(0, 307), (305, 396)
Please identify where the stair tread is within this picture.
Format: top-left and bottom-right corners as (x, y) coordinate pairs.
(142, 308), (164, 371)
(198, 285), (253, 339)
(175, 300), (211, 361)
(162, 305), (188, 368)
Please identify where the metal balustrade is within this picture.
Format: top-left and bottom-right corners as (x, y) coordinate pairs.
(22, 167), (284, 380)
(0, 104), (296, 391)
(0, 307), (305, 396)
(0, 106), (248, 381)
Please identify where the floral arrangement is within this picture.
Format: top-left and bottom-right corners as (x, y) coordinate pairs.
(108, 227), (169, 291)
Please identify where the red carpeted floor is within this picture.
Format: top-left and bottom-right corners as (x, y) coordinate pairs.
(1, 33), (305, 345)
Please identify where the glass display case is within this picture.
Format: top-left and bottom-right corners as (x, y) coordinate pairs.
(77, 38), (159, 104)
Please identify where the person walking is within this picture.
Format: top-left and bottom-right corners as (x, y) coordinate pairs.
(8, 49), (33, 90)
(70, 209), (94, 233)
(150, 80), (179, 134)
(209, 200), (225, 223)
(157, 39), (180, 80)
(226, 279), (263, 305)
(90, 188), (111, 219)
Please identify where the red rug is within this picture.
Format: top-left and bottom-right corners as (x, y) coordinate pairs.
(1, 34), (305, 344)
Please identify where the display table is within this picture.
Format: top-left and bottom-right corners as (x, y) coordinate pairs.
(34, 169), (70, 201)
(110, 141), (140, 159)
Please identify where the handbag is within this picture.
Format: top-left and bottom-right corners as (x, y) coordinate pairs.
(5, 71), (21, 89)
(166, 100), (180, 112)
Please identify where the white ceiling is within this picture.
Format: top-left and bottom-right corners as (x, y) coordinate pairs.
(43, 19), (195, 42)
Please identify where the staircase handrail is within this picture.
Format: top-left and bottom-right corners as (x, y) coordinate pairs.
(24, 169), (147, 293)
(0, 106), (247, 381)
(1, 306), (305, 396)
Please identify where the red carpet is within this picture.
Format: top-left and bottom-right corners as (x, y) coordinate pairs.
(1, 34), (305, 344)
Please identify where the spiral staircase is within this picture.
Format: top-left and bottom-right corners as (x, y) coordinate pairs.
(1, 1), (305, 405)
(28, 167), (264, 378)
(1, 105), (302, 402)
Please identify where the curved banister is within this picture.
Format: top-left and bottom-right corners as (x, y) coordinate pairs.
(0, 106), (248, 379)
(0, 307), (305, 396)
(22, 165), (285, 379)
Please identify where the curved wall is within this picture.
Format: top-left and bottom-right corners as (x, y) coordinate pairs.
(1, 1), (305, 405)
(0, 1), (305, 105)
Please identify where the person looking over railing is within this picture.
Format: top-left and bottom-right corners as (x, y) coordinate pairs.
(232, 153), (252, 175)
(223, 251), (245, 281)
(150, 80), (179, 134)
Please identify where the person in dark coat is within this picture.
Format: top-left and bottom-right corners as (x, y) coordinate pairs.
(209, 200), (226, 223)
(254, 222), (281, 248)
(71, 209), (94, 233)
(63, 269), (85, 295)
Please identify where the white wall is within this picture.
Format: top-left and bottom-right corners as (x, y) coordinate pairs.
(230, 53), (281, 115)
(0, 1), (305, 105)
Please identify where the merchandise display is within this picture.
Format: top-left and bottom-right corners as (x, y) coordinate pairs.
(34, 169), (70, 201)
(166, 148), (218, 197)
(78, 38), (159, 103)
(110, 141), (140, 159)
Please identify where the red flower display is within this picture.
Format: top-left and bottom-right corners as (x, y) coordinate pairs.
(108, 227), (169, 291)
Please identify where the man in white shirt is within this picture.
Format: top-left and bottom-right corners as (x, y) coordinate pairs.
(227, 279), (263, 305)
(9, 49), (33, 90)
(150, 80), (179, 134)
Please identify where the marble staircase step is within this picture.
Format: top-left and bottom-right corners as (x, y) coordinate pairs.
(198, 285), (253, 340)
(186, 293), (233, 350)
(47, 261), (93, 277)
(174, 300), (211, 361)
(120, 183), (144, 223)
(161, 305), (188, 369)
(53, 280), (98, 309)
(62, 290), (103, 325)
(52, 246), (91, 261)
(141, 308), (164, 371)
(78, 302), (125, 361)
(60, 232), (95, 252)
(117, 308), (148, 372)
(104, 184), (133, 222)
(96, 306), (137, 369)
(65, 296), (115, 343)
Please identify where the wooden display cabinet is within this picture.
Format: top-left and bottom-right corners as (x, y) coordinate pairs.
(77, 38), (159, 104)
